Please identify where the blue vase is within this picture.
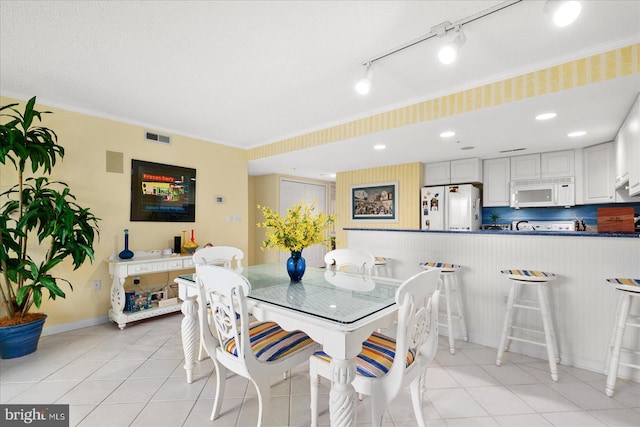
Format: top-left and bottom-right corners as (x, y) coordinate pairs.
(286, 250), (306, 282)
(118, 229), (134, 260)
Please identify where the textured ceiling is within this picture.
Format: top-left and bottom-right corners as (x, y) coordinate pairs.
(1, 1), (639, 180)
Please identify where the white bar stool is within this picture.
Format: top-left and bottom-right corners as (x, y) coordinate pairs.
(603, 278), (640, 397)
(496, 269), (560, 381)
(373, 256), (391, 277)
(420, 262), (468, 354)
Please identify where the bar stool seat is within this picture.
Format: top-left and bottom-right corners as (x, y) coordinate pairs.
(496, 269), (560, 381)
(603, 278), (640, 397)
(420, 262), (468, 354)
(374, 256), (391, 277)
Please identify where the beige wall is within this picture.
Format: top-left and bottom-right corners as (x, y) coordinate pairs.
(251, 174), (334, 265)
(335, 162), (423, 248)
(0, 96), (248, 330)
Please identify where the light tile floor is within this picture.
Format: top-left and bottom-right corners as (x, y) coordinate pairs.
(1, 313), (638, 426)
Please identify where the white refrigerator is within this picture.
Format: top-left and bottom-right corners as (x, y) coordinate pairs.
(421, 184), (482, 231)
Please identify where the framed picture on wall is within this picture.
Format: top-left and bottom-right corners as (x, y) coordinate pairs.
(351, 182), (397, 221)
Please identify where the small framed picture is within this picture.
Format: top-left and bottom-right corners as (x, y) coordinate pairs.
(351, 182), (397, 221)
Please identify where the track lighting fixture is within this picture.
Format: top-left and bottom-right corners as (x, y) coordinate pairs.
(438, 26), (466, 65)
(544, 0), (582, 27)
(354, 62), (373, 95)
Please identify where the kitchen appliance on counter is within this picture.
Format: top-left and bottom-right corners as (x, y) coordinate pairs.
(510, 177), (575, 208)
(421, 184), (481, 231)
(511, 220), (576, 232)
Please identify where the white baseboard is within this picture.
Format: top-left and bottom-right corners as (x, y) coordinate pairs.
(41, 315), (110, 336)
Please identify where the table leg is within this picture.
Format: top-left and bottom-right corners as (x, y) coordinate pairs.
(181, 294), (198, 384)
(329, 358), (357, 426)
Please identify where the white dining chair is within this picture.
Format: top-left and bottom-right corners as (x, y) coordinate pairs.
(324, 248), (376, 275)
(309, 268), (441, 427)
(192, 245), (244, 268)
(196, 264), (319, 426)
(192, 245), (245, 360)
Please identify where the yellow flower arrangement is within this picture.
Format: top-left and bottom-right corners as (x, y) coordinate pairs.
(258, 201), (335, 252)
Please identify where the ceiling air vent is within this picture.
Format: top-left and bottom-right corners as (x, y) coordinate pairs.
(145, 131), (172, 145)
(498, 147), (526, 154)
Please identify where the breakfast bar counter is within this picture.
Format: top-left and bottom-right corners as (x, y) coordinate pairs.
(345, 228), (640, 381)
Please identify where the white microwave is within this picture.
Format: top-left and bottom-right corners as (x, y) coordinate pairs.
(510, 177), (575, 208)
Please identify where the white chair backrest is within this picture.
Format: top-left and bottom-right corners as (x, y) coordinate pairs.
(324, 249), (376, 275)
(389, 268), (440, 381)
(195, 264), (254, 361)
(192, 246), (244, 268)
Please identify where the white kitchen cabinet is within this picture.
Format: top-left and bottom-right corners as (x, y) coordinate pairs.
(510, 154), (540, 180)
(424, 161), (451, 185)
(626, 95), (640, 196)
(425, 158), (482, 185)
(483, 157), (510, 207)
(450, 158), (483, 184)
(583, 142), (615, 204)
(541, 150), (575, 178)
(615, 117), (630, 189)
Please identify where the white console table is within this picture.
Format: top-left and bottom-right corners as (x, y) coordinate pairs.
(108, 252), (195, 329)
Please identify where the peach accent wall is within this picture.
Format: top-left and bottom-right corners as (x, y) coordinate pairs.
(0, 96), (248, 329)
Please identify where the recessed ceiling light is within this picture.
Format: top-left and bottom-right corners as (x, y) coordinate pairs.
(535, 112), (557, 120)
(440, 131), (456, 138)
(329, 173), (336, 178)
(374, 144), (386, 150)
(568, 131), (586, 137)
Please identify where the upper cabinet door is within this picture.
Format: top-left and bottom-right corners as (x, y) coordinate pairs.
(483, 157), (510, 207)
(424, 161), (451, 186)
(626, 96), (640, 197)
(450, 158), (483, 184)
(541, 150), (575, 178)
(510, 154), (540, 180)
(583, 142), (615, 204)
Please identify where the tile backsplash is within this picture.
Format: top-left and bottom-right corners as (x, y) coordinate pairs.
(482, 203), (640, 228)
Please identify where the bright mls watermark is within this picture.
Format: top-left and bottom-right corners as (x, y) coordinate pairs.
(1, 405), (69, 426)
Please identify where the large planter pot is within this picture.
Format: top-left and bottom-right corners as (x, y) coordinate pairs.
(0, 314), (47, 359)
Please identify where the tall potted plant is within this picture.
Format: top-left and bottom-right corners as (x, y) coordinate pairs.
(0, 97), (100, 358)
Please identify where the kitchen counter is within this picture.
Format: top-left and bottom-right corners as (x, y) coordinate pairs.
(344, 227), (640, 238)
(345, 228), (640, 382)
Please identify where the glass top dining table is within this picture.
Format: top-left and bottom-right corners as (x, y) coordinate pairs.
(177, 263), (401, 325)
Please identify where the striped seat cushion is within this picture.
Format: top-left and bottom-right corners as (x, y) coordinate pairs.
(420, 262), (460, 272)
(501, 269), (556, 282)
(313, 332), (415, 378)
(222, 321), (314, 362)
(606, 278), (640, 293)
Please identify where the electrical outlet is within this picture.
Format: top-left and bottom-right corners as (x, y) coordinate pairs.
(133, 277), (140, 285)
(92, 280), (101, 291)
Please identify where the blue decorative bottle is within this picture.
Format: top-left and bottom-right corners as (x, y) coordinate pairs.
(286, 250), (306, 282)
(118, 229), (134, 260)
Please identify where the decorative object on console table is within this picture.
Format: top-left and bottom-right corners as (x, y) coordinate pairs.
(597, 207), (635, 234)
(118, 229), (134, 259)
(183, 229), (198, 254)
(258, 201), (335, 282)
(0, 96), (100, 358)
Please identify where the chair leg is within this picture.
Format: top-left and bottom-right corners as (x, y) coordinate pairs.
(604, 293), (624, 375)
(211, 363), (228, 420)
(452, 273), (469, 342)
(606, 293), (630, 397)
(410, 376), (427, 427)
(537, 284), (558, 382)
(497, 282), (518, 366)
(443, 276), (456, 355)
(310, 366), (320, 427)
(369, 395), (386, 427)
(253, 378), (271, 427)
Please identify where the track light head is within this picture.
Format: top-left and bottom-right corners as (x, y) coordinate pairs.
(438, 26), (466, 65)
(544, 0), (582, 27)
(355, 62), (374, 95)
